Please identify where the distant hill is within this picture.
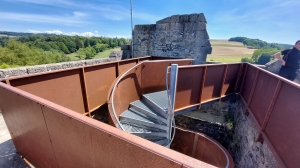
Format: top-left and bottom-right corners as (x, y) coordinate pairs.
(0, 31), (56, 37)
(277, 43), (293, 49)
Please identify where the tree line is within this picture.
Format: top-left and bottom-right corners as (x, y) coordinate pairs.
(229, 37), (289, 65)
(0, 34), (130, 68)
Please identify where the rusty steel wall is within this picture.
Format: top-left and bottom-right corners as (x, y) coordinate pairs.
(171, 128), (234, 168)
(9, 69), (86, 113)
(141, 60), (192, 94)
(175, 66), (204, 110)
(240, 63), (300, 168)
(175, 63), (242, 111)
(0, 82), (215, 168)
(0, 84), (58, 168)
(84, 63), (117, 111)
(4, 57), (150, 115)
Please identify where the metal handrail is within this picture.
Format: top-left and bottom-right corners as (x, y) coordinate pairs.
(166, 64), (178, 147)
(110, 61), (145, 131)
(110, 60), (191, 131)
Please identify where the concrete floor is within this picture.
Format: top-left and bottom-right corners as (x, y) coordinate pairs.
(0, 112), (31, 168)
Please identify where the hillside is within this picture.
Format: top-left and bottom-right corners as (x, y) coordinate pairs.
(207, 40), (256, 62)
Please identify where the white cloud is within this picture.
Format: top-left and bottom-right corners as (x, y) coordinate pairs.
(28, 29), (42, 33)
(45, 30), (63, 34)
(0, 12), (89, 26)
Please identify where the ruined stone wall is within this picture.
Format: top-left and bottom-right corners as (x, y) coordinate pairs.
(0, 58), (116, 79)
(130, 13), (211, 64)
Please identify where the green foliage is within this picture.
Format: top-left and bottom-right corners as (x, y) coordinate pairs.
(0, 40), (70, 68)
(0, 32), (130, 68)
(77, 47), (97, 60)
(252, 47), (279, 62)
(257, 52), (273, 65)
(241, 57), (253, 63)
(229, 36), (283, 50)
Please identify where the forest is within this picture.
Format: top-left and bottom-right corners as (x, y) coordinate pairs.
(0, 32), (130, 68)
(229, 37), (291, 64)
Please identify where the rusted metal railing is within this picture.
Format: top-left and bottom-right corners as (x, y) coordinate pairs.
(240, 63), (300, 168)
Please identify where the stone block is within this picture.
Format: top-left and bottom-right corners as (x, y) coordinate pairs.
(196, 39), (211, 47)
(184, 22), (194, 30)
(156, 23), (167, 30)
(189, 13), (206, 23)
(169, 15), (180, 23)
(46, 63), (62, 71)
(26, 65), (47, 74)
(0, 71), (4, 78)
(61, 61), (75, 69)
(194, 22), (206, 31)
(0, 67), (27, 78)
(85, 58), (114, 66)
(134, 24), (156, 31)
(73, 60), (86, 67)
(265, 59), (281, 74)
(196, 30), (209, 39)
(121, 45), (131, 50)
(170, 23), (183, 30)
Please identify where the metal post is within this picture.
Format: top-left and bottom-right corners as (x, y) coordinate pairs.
(167, 64), (178, 147)
(130, 0), (134, 58)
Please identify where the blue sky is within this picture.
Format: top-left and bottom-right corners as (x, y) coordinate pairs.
(0, 0), (299, 44)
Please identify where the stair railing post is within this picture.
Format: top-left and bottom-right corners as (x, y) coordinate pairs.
(166, 64), (178, 147)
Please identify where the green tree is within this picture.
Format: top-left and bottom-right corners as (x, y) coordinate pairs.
(75, 37), (83, 50)
(257, 53), (273, 65)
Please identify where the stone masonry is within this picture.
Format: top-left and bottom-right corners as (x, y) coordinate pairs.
(127, 13), (211, 64)
(0, 58), (116, 79)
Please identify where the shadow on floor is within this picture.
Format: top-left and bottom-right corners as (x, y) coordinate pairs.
(0, 139), (31, 168)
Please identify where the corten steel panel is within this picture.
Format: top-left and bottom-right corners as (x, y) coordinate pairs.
(171, 128), (195, 156)
(175, 67), (203, 110)
(249, 71), (279, 126)
(235, 63), (246, 93)
(171, 128), (234, 168)
(221, 64), (240, 96)
(84, 63), (116, 111)
(113, 66), (142, 117)
(265, 83), (300, 168)
(151, 56), (180, 60)
(9, 69), (85, 113)
(141, 60), (192, 94)
(241, 65), (257, 103)
(138, 57), (151, 62)
(42, 106), (213, 168)
(0, 86), (58, 168)
(201, 65), (225, 101)
(118, 60), (137, 75)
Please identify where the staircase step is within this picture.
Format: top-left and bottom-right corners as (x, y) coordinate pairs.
(142, 90), (169, 117)
(130, 100), (167, 124)
(153, 138), (169, 146)
(121, 122), (167, 138)
(120, 110), (168, 131)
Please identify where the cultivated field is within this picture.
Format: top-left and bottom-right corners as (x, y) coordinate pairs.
(68, 47), (121, 61)
(207, 40), (256, 62)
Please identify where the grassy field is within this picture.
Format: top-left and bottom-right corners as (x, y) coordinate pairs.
(207, 40), (256, 62)
(67, 47), (121, 61)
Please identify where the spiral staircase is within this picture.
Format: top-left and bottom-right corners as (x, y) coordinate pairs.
(112, 64), (178, 147)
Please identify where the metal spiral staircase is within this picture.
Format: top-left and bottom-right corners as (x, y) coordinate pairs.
(114, 64), (178, 147)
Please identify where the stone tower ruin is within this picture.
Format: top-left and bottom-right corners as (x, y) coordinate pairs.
(124, 13), (212, 64)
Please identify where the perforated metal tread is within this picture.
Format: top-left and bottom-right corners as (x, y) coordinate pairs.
(143, 90), (168, 114)
(120, 110), (168, 131)
(121, 122), (167, 138)
(154, 138), (169, 146)
(130, 99), (166, 121)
